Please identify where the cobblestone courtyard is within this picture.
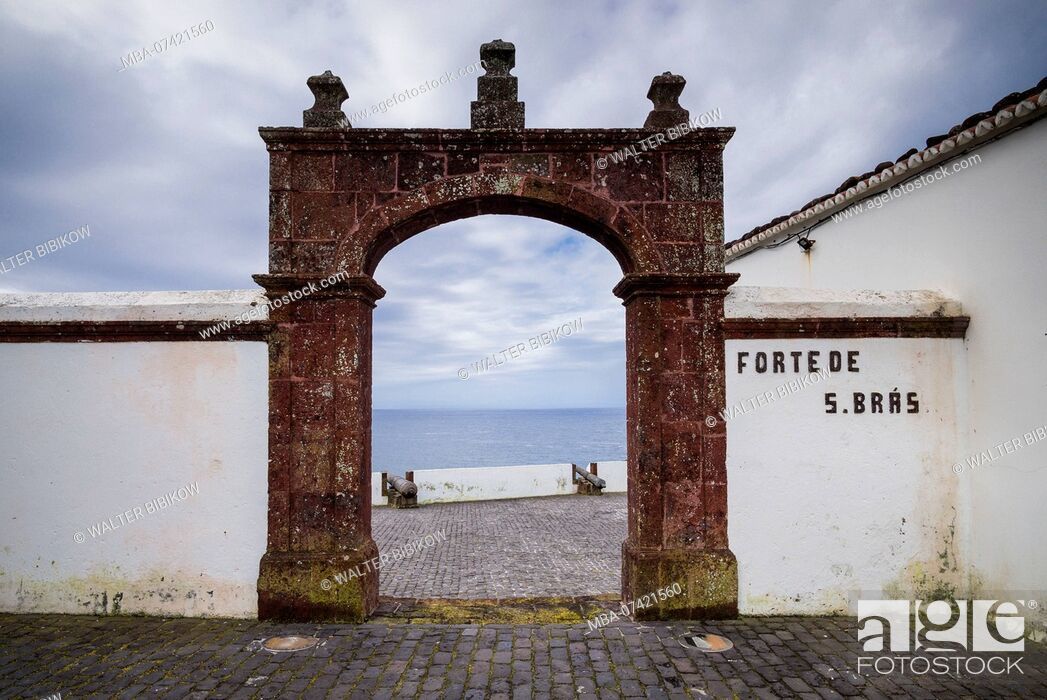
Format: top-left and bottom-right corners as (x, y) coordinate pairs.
(373, 495), (627, 599)
(1, 614), (1044, 698)
(2, 496), (1044, 697)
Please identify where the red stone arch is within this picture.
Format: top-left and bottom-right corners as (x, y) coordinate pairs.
(254, 44), (739, 622)
(340, 173), (660, 277)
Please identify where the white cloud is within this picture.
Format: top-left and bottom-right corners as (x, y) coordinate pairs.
(1, 0), (1044, 405)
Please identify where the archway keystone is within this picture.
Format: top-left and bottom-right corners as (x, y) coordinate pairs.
(256, 40), (739, 621)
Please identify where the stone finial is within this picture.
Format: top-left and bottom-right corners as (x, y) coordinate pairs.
(303, 70), (350, 128)
(480, 39), (515, 76)
(644, 72), (689, 129)
(471, 39), (525, 129)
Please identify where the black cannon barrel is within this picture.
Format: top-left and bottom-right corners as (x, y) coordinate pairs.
(386, 474), (418, 497)
(573, 464), (606, 489)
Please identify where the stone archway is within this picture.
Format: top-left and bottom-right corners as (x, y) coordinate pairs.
(255, 40), (739, 621)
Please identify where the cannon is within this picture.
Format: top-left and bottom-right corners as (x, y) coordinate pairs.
(382, 471), (419, 508)
(573, 463), (606, 495)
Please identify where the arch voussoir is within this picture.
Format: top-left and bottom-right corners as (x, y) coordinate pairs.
(339, 172), (657, 276)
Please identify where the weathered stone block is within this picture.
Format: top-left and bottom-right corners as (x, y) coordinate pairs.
(289, 492), (335, 551)
(270, 152), (292, 191)
(565, 187), (619, 229)
(661, 480), (707, 545)
(477, 74), (518, 102)
(643, 202), (710, 242)
(335, 153), (396, 192)
(377, 190), (432, 227)
(290, 439), (332, 493)
(519, 177), (572, 208)
(268, 329), (291, 377)
(291, 324), (335, 379)
(622, 544), (737, 619)
(291, 154), (334, 191)
(290, 381), (334, 436)
(269, 443), (290, 492)
(269, 380), (292, 442)
(552, 153), (592, 184)
(270, 192), (292, 239)
(329, 490), (369, 537)
(269, 241), (292, 274)
(661, 373), (704, 422)
(664, 321), (710, 373)
(258, 545), (379, 622)
(657, 243), (707, 273)
(333, 432), (367, 494)
(505, 154), (549, 176)
(266, 490), (290, 551)
(600, 153), (664, 202)
(446, 153), (480, 175)
(397, 152), (445, 191)
(666, 151), (723, 201)
(291, 241), (337, 273)
(470, 100), (525, 130)
(702, 483), (729, 549)
(293, 192), (355, 239)
(661, 426), (704, 483)
(472, 172), (525, 198)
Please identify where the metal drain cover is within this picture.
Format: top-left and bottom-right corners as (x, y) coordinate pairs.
(681, 633), (733, 652)
(262, 635), (320, 652)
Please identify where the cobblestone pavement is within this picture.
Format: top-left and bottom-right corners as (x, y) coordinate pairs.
(373, 495), (626, 599)
(1, 614), (1044, 698)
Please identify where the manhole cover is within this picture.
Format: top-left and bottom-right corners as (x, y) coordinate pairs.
(681, 633), (733, 652)
(261, 635), (320, 652)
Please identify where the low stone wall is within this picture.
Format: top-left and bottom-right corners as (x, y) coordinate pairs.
(371, 461), (629, 505)
(375, 464), (574, 504)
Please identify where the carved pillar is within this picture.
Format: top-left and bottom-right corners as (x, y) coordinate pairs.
(615, 272), (739, 619)
(255, 273), (384, 622)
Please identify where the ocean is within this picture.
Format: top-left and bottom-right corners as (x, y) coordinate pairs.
(372, 408), (626, 472)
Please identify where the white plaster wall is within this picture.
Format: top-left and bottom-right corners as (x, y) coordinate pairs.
(375, 464), (575, 504)
(725, 338), (968, 614)
(727, 120), (1047, 613)
(593, 461), (627, 493)
(371, 461), (628, 503)
(0, 288), (978, 618)
(0, 342), (268, 617)
(0, 290), (266, 322)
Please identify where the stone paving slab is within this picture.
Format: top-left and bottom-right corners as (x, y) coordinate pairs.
(1, 614), (1044, 698)
(373, 494), (626, 599)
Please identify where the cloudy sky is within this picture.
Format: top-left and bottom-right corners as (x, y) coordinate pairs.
(1, 0), (1044, 409)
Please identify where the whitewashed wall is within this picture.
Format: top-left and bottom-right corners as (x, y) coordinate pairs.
(727, 120), (1047, 619)
(593, 461), (627, 492)
(0, 342), (267, 617)
(725, 337), (968, 613)
(371, 461), (628, 504)
(375, 464), (575, 504)
(0, 288), (975, 618)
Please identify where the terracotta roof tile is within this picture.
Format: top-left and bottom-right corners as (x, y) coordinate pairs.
(726, 76), (1047, 255)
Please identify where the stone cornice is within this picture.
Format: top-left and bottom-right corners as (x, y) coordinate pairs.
(252, 273), (386, 305)
(613, 273), (740, 303)
(258, 127), (734, 151)
(0, 320), (272, 342)
(723, 316), (969, 339)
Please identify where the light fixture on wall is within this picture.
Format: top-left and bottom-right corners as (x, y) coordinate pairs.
(797, 234), (815, 252)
